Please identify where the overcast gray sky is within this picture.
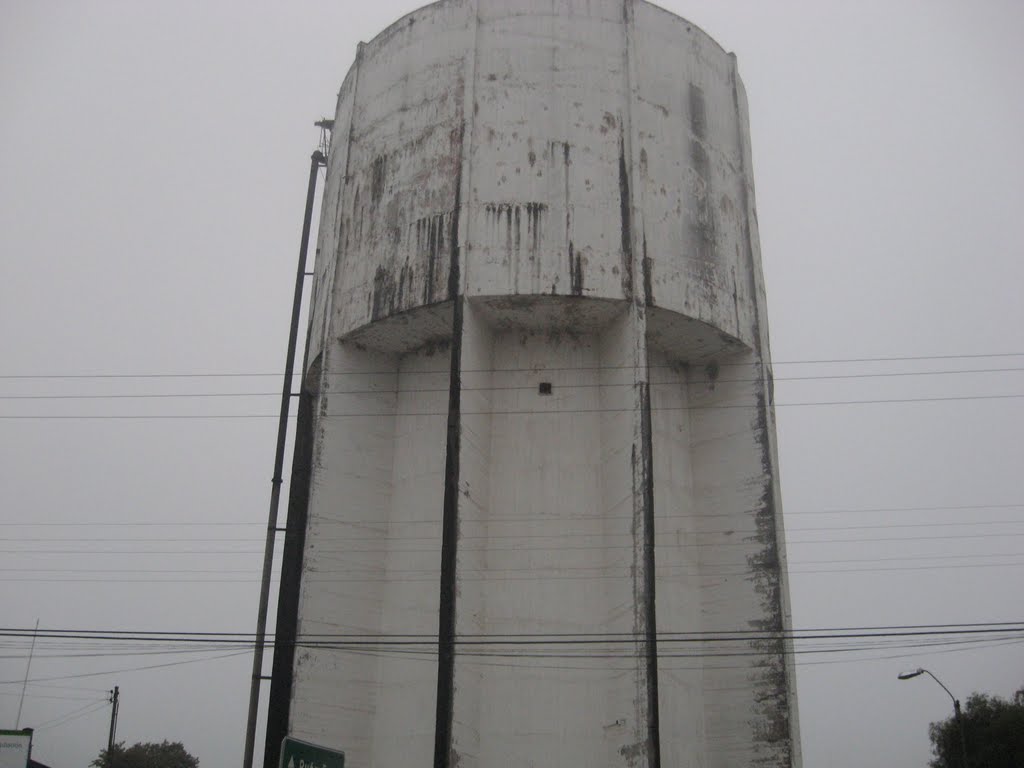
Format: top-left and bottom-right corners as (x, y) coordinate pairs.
(2, 2), (1022, 767)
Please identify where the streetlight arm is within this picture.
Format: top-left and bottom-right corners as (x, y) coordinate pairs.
(921, 669), (958, 708)
(898, 667), (968, 768)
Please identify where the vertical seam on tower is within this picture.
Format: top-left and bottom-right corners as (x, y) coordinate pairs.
(622, 2), (661, 766)
(434, 178), (463, 768)
(433, 3), (477, 764)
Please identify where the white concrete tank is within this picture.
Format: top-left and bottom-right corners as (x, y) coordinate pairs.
(268, 1), (801, 766)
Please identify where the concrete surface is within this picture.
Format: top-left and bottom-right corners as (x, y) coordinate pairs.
(275, 1), (801, 766)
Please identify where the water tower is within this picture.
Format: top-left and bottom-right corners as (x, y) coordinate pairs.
(265, 1), (801, 765)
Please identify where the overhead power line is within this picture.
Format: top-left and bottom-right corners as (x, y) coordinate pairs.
(2, 350), (1023, 380)
(6, 530), (1024, 545)
(1, 559), (1022, 580)
(0, 622), (1019, 644)
(2, 501), (1022, 527)
(1, 552), (1020, 572)
(3, 365), (1024, 400)
(0, 650), (253, 685)
(3, 392), (1023, 420)
(5, 560), (1022, 584)
(0, 690), (101, 702)
(31, 699), (110, 733)
(0, 624), (1019, 679)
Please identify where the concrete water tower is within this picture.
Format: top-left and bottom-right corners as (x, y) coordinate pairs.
(266, 1), (801, 766)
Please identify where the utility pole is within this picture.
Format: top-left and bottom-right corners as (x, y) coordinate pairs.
(953, 698), (970, 768)
(242, 146), (326, 768)
(107, 686), (119, 754)
(898, 668), (969, 768)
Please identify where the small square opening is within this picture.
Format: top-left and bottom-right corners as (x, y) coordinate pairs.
(538, 382), (553, 395)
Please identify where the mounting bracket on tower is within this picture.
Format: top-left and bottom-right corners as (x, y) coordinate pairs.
(315, 118), (334, 163)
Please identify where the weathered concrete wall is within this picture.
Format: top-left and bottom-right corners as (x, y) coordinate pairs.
(308, 0), (760, 347)
(277, 1), (801, 766)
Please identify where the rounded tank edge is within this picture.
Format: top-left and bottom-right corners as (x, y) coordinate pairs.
(637, 0), (730, 57)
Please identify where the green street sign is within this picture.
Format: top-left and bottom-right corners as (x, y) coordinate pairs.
(279, 737), (344, 768)
(0, 730), (32, 768)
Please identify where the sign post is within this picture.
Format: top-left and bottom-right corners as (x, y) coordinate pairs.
(0, 730), (31, 768)
(278, 737), (344, 768)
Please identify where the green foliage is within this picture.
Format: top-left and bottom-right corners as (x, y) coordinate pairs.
(928, 686), (1024, 768)
(91, 740), (199, 768)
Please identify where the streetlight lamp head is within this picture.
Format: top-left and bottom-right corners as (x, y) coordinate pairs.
(896, 667), (967, 766)
(898, 669), (925, 680)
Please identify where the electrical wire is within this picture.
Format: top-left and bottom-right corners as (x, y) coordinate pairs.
(0, 650), (253, 685)
(0, 690), (102, 702)
(3, 365), (1023, 400)
(0, 622), (1019, 643)
(2, 500), (1022, 527)
(0, 624), (1017, 679)
(3, 391), (1023, 419)
(30, 699), (109, 732)
(2, 350), (1022, 380)
(1, 551), (1019, 568)
(6, 527), (1024, 545)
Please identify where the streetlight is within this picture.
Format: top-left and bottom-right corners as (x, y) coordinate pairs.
(898, 668), (969, 768)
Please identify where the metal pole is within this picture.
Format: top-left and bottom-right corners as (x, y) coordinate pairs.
(899, 668), (969, 768)
(107, 685), (119, 753)
(242, 149), (325, 768)
(920, 670), (968, 768)
(953, 698), (969, 768)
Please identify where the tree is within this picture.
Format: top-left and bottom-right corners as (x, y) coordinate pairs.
(91, 740), (199, 768)
(928, 685), (1024, 768)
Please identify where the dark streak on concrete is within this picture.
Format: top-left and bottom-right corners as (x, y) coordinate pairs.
(484, 203), (549, 265)
(353, 186), (362, 247)
(601, 111), (617, 135)
(433, 121), (463, 768)
(370, 264), (395, 321)
(514, 205), (522, 253)
(704, 360), (720, 385)
(416, 213), (447, 306)
(732, 266), (742, 340)
(563, 141), (576, 295)
(638, 380), (662, 768)
(642, 233), (653, 307)
(619, 131), (633, 298)
(526, 202), (543, 253)
(371, 153), (387, 203)
(448, 122), (462, 301)
(745, 386), (792, 766)
(396, 262), (411, 309)
(689, 83), (707, 139)
(689, 139), (717, 264)
(569, 241), (583, 295)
